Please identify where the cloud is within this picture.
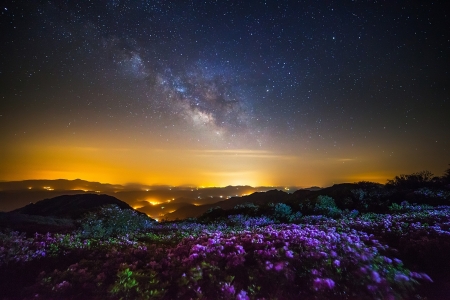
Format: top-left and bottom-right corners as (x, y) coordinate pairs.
(203, 171), (256, 177)
(191, 149), (297, 160)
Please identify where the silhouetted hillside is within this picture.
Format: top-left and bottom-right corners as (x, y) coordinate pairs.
(0, 180), (293, 212)
(0, 212), (75, 234)
(165, 190), (290, 220)
(164, 204), (210, 221)
(12, 194), (135, 219)
(137, 201), (193, 219)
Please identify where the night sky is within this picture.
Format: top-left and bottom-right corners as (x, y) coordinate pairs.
(1, 1), (449, 187)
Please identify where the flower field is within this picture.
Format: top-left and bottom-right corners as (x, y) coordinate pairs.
(2, 204), (449, 299)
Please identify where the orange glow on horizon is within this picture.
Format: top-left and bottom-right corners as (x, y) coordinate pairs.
(1, 134), (444, 188)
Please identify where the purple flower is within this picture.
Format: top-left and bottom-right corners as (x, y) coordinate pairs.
(367, 285), (377, 292)
(333, 259), (340, 267)
(235, 245), (245, 254)
(221, 283), (235, 296)
(285, 250), (294, 258)
(394, 274), (409, 282)
(313, 278), (335, 290)
(274, 262), (284, 271)
(236, 290), (249, 300)
(371, 271), (381, 283)
(421, 273), (433, 282)
(55, 281), (71, 290)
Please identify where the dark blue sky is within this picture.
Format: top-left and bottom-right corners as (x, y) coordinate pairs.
(1, 1), (449, 186)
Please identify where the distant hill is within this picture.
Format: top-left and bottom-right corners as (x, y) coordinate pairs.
(288, 182), (383, 204)
(163, 204), (208, 221)
(0, 179), (123, 192)
(12, 193), (136, 219)
(0, 179), (297, 212)
(0, 179), (124, 212)
(164, 184), (387, 220)
(164, 190), (290, 220)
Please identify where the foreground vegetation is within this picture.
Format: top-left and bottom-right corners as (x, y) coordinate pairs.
(1, 168), (450, 299)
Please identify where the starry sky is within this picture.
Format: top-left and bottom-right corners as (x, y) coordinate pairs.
(1, 1), (449, 187)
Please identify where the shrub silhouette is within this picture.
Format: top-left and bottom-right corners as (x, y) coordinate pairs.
(387, 170), (434, 190)
(442, 165), (450, 186)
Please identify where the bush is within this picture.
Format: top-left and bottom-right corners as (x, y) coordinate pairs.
(233, 203), (260, 216)
(271, 203), (302, 223)
(234, 202), (259, 211)
(351, 189), (369, 211)
(314, 196), (342, 218)
(343, 209), (359, 219)
(388, 201), (433, 212)
(387, 171), (434, 190)
(80, 205), (154, 239)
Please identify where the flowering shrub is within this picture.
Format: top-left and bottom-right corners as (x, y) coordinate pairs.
(3, 206), (450, 299)
(0, 231), (51, 266)
(0, 223), (435, 299)
(226, 215), (274, 228)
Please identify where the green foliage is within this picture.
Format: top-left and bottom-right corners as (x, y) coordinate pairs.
(343, 209), (359, 219)
(274, 203), (292, 216)
(388, 203), (404, 212)
(110, 265), (165, 299)
(388, 201), (433, 212)
(234, 202), (259, 211)
(314, 195), (342, 218)
(270, 203), (302, 223)
(80, 205), (154, 239)
(350, 189), (369, 211)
